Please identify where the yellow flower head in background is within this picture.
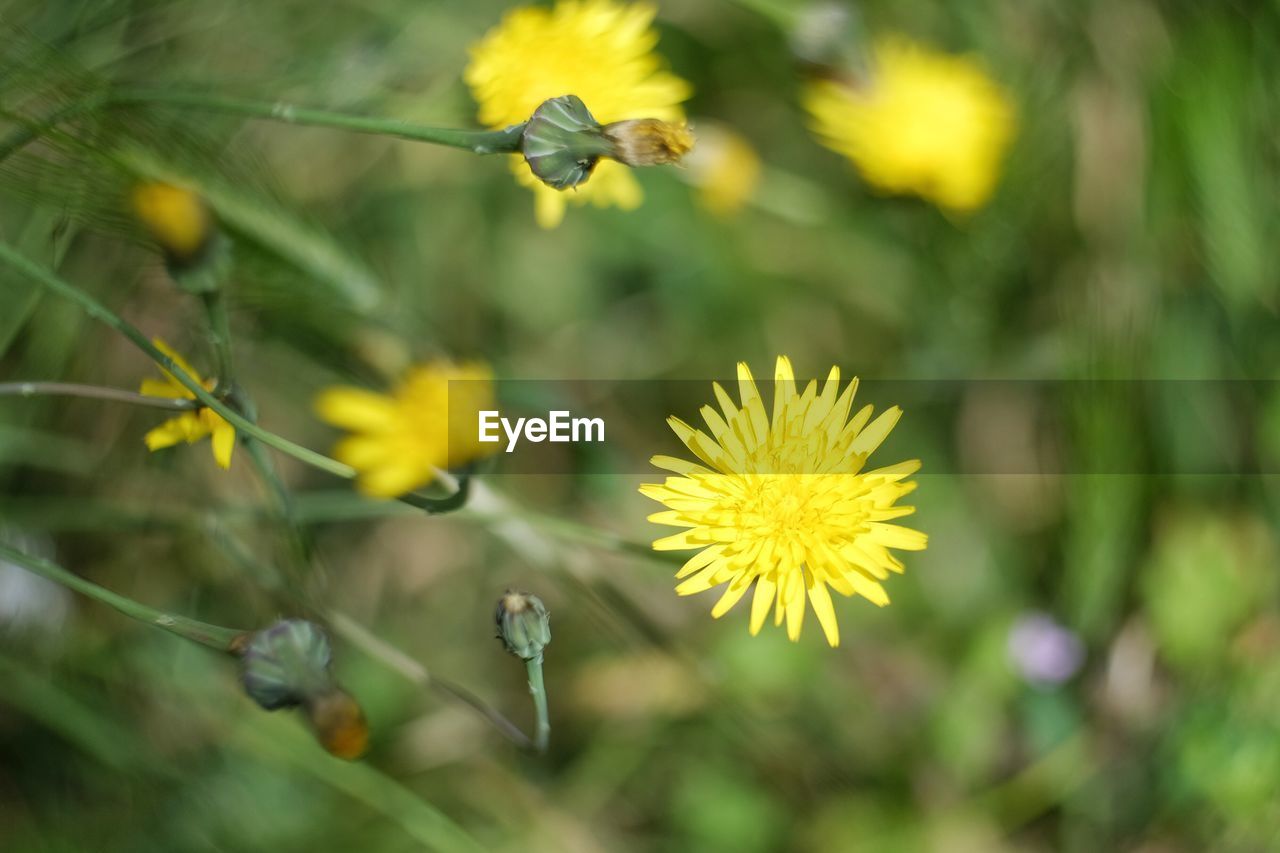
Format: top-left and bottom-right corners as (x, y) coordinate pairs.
(640, 357), (926, 646)
(131, 182), (214, 264)
(682, 124), (761, 217)
(465, 0), (691, 228)
(804, 36), (1015, 212)
(139, 339), (236, 469)
(315, 361), (497, 498)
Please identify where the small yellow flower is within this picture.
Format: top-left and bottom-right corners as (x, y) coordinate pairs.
(315, 361), (497, 498)
(140, 339), (236, 469)
(804, 36), (1016, 212)
(640, 357), (926, 646)
(131, 182), (214, 263)
(465, 0), (691, 228)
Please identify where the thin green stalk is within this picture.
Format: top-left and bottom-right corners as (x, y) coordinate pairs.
(110, 88), (526, 154)
(201, 289), (235, 395)
(0, 381), (196, 411)
(328, 611), (534, 750)
(0, 542), (244, 650)
(525, 654), (550, 754)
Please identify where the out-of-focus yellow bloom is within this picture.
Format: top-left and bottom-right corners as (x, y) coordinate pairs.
(130, 182), (213, 263)
(139, 339), (236, 469)
(464, 0), (691, 228)
(315, 361), (497, 498)
(683, 125), (761, 217)
(804, 36), (1016, 212)
(640, 357), (926, 647)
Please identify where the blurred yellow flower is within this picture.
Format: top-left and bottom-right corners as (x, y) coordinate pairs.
(131, 182), (213, 263)
(683, 124), (761, 217)
(139, 338), (235, 469)
(315, 361), (497, 498)
(464, 0), (691, 228)
(804, 36), (1015, 212)
(640, 357), (926, 646)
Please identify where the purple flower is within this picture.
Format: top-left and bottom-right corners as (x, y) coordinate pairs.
(1008, 612), (1085, 686)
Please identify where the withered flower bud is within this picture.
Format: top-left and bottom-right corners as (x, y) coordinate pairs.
(305, 688), (370, 760)
(601, 119), (695, 167)
(521, 96), (696, 190)
(495, 590), (551, 661)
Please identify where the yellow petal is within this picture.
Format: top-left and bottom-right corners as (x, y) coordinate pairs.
(785, 593), (805, 642)
(710, 577), (751, 618)
(314, 387), (398, 431)
(806, 576), (840, 647)
(675, 546), (723, 579)
(356, 463), (432, 499)
(139, 378), (190, 400)
(333, 435), (399, 469)
(144, 413), (207, 450)
(144, 417), (191, 451)
(749, 575), (776, 635)
(534, 186), (567, 229)
(850, 406), (902, 458)
(210, 420), (236, 469)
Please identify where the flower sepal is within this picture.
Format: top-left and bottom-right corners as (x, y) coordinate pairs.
(520, 95), (613, 190)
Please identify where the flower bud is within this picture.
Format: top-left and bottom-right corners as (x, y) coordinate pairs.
(131, 182), (215, 268)
(305, 688), (370, 760)
(495, 590), (551, 661)
(520, 95), (612, 190)
(601, 119), (695, 167)
(240, 619), (335, 710)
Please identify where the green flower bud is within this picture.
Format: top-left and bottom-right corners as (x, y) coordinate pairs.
(520, 95), (613, 190)
(495, 590), (551, 661)
(240, 619), (335, 710)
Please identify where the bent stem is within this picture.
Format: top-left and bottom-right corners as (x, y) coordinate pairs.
(0, 542), (244, 650)
(0, 242), (470, 511)
(109, 89), (526, 154)
(526, 654), (550, 754)
(0, 240), (352, 477)
(0, 381), (197, 411)
(329, 611), (534, 750)
(201, 289), (235, 396)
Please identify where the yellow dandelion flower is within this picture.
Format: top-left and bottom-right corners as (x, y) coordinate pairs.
(640, 357), (927, 647)
(139, 339), (236, 469)
(804, 36), (1016, 212)
(464, 0), (691, 228)
(315, 361), (497, 498)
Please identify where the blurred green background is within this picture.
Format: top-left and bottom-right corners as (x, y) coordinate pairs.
(3, 0), (1280, 850)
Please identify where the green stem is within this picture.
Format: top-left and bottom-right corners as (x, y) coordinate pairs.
(109, 88), (526, 154)
(0, 542), (243, 650)
(0, 240), (354, 478)
(328, 611), (534, 750)
(525, 654), (550, 754)
(0, 381), (197, 411)
(201, 289), (235, 395)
